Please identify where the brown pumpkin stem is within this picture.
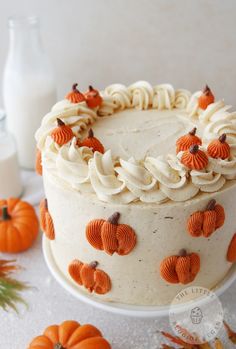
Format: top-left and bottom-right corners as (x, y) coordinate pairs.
(88, 128), (94, 138)
(206, 199), (216, 211)
(1, 206), (10, 221)
(54, 344), (66, 349)
(72, 83), (78, 91)
(189, 144), (199, 154)
(89, 85), (93, 92)
(203, 84), (211, 95)
(179, 249), (187, 257)
(57, 118), (65, 127)
(189, 127), (197, 136)
(219, 133), (227, 143)
(89, 261), (98, 269)
(107, 212), (120, 225)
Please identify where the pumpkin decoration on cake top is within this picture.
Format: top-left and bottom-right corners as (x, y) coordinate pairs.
(39, 198), (55, 240)
(207, 134), (230, 160)
(68, 259), (111, 295)
(28, 320), (111, 349)
(160, 249), (200, 284)
(0, 198), (39, 253)
(86, 212), (136, 256)
(176, 127), (202, 153)
(198, 85), (215, 110)
(80, 128), (105, 154)
(181, 144), (208, 170)
(227, 233), (236, 263)
(65, 83), (86, 103)
(187, 199), (225, 238)
(51, 118), (74, 146)
(35, 148), (42, 176)
(84, 85), (103, 108)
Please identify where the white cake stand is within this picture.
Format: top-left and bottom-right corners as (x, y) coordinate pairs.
(43, 236), (236, 318)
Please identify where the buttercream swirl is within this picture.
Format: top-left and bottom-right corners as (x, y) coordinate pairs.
(152, 84), (175, 110)
(104, 84), (132, 110)
(128, 81), (153, 110)
(174, 89), (191, 109)
(191, 169), (225, 192)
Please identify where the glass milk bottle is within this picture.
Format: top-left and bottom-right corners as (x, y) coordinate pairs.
(0, 110), (22, 198)
(3, 16), (57, 169)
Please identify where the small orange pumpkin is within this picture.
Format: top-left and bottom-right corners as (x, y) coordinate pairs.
(198, 85), (215, 110)
(28, 320), (111, 349)
(187, 199), (225, 238)
(181, 144), (208, 170)
(68, 260), (111, 295)
(227, 233), (236, 263)
(0, 198), (39, 253)
(176, 127), (202, 153)
(51, 118), (74, 146)
(81, 129), (105, 154)
(207, 134), (230, 160)
(160, 249), (200, 284)
(35, 148), (42, 176)
(65, 83), (86, 103)
(84, 85), (103, 108)
(39, 198), (55, 240)
(86, 212), (136, 256)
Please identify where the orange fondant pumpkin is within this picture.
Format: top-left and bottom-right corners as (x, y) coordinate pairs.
(28, 320), (111, 349)
(160, 249), (200, 284)
(181, 144), (208, 170)
(198, 85), (215, 110)
(65, 83), (86, 103)
(84, 85), (103, 108)
(176, 127), (202, 153)
(68, 260), (111, 295)
(35, 148), (42, 176)
(86, 212), (136, 256)
(51, 118), (74, 146)
(207, 134), (230, 160)
(0, 198), (39, 253)
(39, 198), (55, 240)
(81, 129), (105, 154)
(187, 199), (225, 238)
(227, 233), (236, 263)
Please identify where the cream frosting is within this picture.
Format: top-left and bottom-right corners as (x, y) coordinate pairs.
(36, 81), (236, 205)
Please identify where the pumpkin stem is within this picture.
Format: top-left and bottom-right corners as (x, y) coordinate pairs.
(88, 128), (94, 138)
(189, 144), (199, 154)
(203, 84), (211, 95)
(89, 261), (98, 269)
(219, 133), (227, 143)
(206, 199), (216, 211)
(54, 343), (66, 349)
(57, 118), (65, 127)
(189, 127), (197, 136)
(108, 212), (120, 225)
(1, 206), (11, 221)
(89, 85), (93, 92)
(72, 83), (78, 91)
(44, 198), (48, 210)
(179, 249), (187, 257)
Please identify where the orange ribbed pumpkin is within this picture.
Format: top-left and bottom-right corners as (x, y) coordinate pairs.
(84, 85), (103, 108)
(198, 85), (215, 110)
(51, 118), (74, 146)
(81, 129), (105, 154)
(35, 148), (42, 176)
(187, 199), (225, 238)
(65, 83), (86, 103)
(176, 127), (202, 153)
(207, 134), (231, 160)
(86, 212), (136, 256)
(181, 144), (208, 170)
(28, 320), (111, 349)
(160, 249), (200, 284)
(39, 198), (55, 240)
(227, 233), (236, 263)
(68, 260), (111, 295)
(0, 198), (39, 253)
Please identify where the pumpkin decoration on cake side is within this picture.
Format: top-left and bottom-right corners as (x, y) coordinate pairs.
(65, 83), (86, 103)
(80, 128), (105, 154)
(181, 144), (208, 170)
(84, 85), (103, 108)
(0, 198), (39, 253)
(68, 259), (111, 295)
(35, 148), (42, 176)
(28, 320), (111, 349)
(198, 85), (215, 110)
(176, 127), (202, 153)
(207, 134), (231, 160)
(51, 118), (74, 146)
(160, 249), (200, 284)
(227, 233), (236, 263)
(39, 198), (55, 240)
(187, 199), (225, 238)
(86, 212), (136, 256)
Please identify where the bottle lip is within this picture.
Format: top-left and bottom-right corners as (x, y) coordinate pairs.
(8, 15), (39, 28)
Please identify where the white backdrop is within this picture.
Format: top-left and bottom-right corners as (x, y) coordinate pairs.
(0, 0), (236, 106)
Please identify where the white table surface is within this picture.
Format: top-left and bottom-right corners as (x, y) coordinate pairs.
(1, 171), (236, 349)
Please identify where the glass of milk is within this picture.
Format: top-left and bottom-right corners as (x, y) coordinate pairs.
(3, 16), (57, 169)
(0, 110), (23, 198)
